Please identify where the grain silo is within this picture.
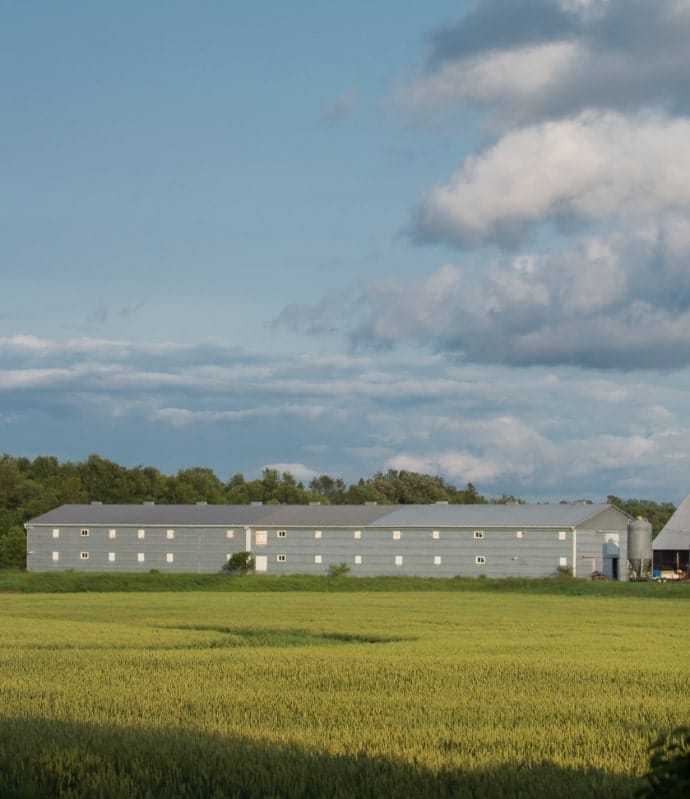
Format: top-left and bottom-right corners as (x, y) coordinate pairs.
(627, 517), (652, 580)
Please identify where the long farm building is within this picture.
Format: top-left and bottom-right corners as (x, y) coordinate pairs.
(25, 501), (631, 579)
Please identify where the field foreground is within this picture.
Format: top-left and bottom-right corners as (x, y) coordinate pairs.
(1, 590), (689, 797)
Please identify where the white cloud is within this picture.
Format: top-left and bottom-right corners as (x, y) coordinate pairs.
(263, 463), (319, 481)
(398, 0), (690, 127)
(398, 41), (580, 122)
(408, 112), (690, 248)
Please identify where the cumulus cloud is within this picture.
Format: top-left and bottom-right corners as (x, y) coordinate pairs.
(279, 214), (690, 370)
(407, 111), (690, 248)
(263, 462), (319, 481)
(399, 0), (690, 127)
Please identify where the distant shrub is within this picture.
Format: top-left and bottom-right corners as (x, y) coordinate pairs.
(148, 569), (161, 575)
(223, 552), (255, 574)
(639, 726), (690, 797)
(555, 565), (573, 578)
(327, 562), (350, 578)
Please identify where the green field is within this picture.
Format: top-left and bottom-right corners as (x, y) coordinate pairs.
(1, 585), (689, 797)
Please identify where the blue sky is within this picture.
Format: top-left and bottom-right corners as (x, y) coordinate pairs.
(3, 0), (690, 502)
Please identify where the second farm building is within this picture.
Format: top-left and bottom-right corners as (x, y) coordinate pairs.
(26, 501), (635, 579)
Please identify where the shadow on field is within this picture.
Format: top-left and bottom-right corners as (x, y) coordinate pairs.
(0, 716), (638, 798)
(159, 624), (412, 646)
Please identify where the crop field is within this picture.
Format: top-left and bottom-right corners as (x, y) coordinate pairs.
(1, 587), (689, 797)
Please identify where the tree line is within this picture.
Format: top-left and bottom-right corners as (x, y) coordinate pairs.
(0, 453), (676, 569)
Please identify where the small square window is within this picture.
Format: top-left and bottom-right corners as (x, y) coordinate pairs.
(166, 529), (175, 540)
(392, 530), (401, 540)
(226, 529), (234, 539)
(516, 530), (524, 539)
(255, 530), (267, 546)
(80, 528), (89, 537)
(394, 555), (403, 566)
(473, 530), (484, 539)
(559, 556), (568, 567)
(354, 554), (362, 565)
(108, 552), (116, 562)
(137, 553), (145, 563)
(108, 528), (117, 539)
(314, 529), (322, 539)
(52, 551), (59, 561)
(433, 555), (442, 566)
(558, 530), (567, 541)
(353, 530), (362, 540)
(314, 554), (322, 564)
(277, 554), (287, 563)
(166, 553), (174, 563)
(277, 529), (286, 538)
(80, 551), (89, 560)
(137, 529), (145, 539)
(432, 530), (440, 540)
(475, 555), (486, 565)
(52, 528), (60, 539)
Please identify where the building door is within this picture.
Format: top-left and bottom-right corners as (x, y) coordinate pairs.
(611, 557), (619, 581)
(255, 555), (268, 573)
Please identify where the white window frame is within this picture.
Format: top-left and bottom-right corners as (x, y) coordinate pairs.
(473, 530), (484, 539)
(353, 530), (362, 540)
(277, 529), (287, 538)
(434, 555), (442, 566)
(354, 554), (362, 565)
(80, 551), (89, 560)
(166, 553), (174, 563)
(475, 555), (486, 565)
(558, 530), (567, 541)
(559, 556), (568, 567)
(108, 528), (117, 539)
(255, 530), (268, 546)
(137, 553), (145, 563)
(52, 528), (60, 539)
(392, 530), (401, 540)
(277, 553), (287, 563)
(314, 529), (322, 540)
(166, 529), (175, 540)
(314, 554), (322, 565)
(432, 530), (440, 540)
(137, 529), (145, 540)
(226, 529), (234, 539)
(516, 530), (524, 539)
(80, 528), (90, 537)
(52, 551), (59, 561)
(108, 552), (116, 563)
(394, 555), (403, 566)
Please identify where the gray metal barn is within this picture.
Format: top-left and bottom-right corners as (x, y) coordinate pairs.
(652, 492), (690, 575)
(25, 501), (630, 579)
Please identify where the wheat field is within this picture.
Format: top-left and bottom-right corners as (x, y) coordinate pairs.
(1, 589), (689, 797)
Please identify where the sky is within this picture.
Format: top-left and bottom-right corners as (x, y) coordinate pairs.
(2, 0), (690, 503)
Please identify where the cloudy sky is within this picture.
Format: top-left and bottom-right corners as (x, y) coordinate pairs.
(3, 0), (690, 502)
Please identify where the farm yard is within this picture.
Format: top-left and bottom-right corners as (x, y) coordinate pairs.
(1, 584), (689, 797)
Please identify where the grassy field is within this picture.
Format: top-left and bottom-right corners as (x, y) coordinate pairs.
(1, 586), (689, 797)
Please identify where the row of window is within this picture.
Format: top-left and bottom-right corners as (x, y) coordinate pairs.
(51, 527), (568, 542)
(52, 528), (237, 540)
(54, 551), (179, 563)
(51, 551), (569, 568)
(275, 554), (487, 566)
(256, 529), (567, 543)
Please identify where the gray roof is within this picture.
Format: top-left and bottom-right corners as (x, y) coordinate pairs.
(254, 504), (397, 527)
(370, 503), (618, 528)
(653, 493), (690, 551)
(26, 504), (272, 527)
(27, 501), (620, 530)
